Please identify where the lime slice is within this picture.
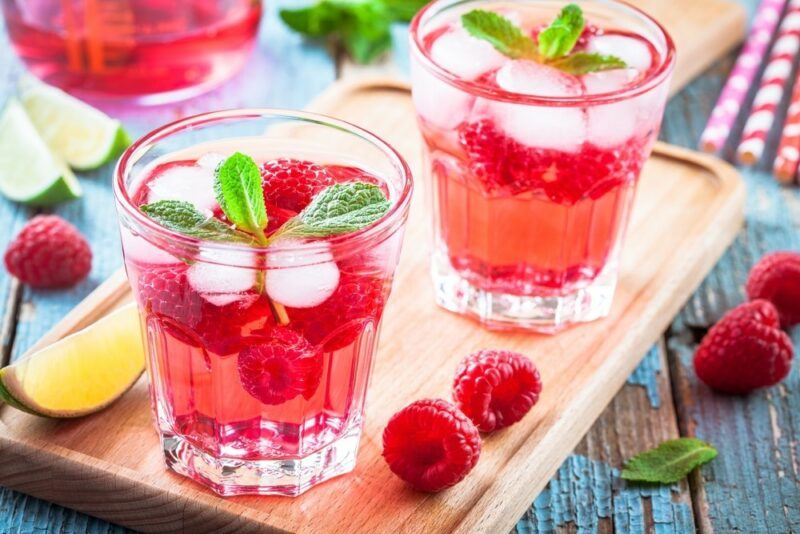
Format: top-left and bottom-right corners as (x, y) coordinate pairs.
(20, 82), (131, 171)
(0, 99), (81, 205)
(0, 303), (145, 418)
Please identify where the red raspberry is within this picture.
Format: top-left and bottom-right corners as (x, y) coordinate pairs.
(237, 327), (322, 405)
(453, 349), (542, 432)
(137, 265), (273, 355)
(261, 158), (335, 212)
(382, 399), (481, 492)
(746, 251), (800, 328)
(4, 215), (92, 288)
(288, 273), (385, 351)
(694, 300), (793, 394)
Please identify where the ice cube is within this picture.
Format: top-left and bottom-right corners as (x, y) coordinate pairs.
(411, 57), (474, 130)
(196, 152), (225, 171)
(147, 163), (217, 213)
(588, 34), (652, 73)
(187, 262), (257, 307)
(430, 27), (506, 80)
(489, 60), (587, 152)
(266, 242), (340, 308)
(584, 69), (640, 147)
(120, 226), (181, 266)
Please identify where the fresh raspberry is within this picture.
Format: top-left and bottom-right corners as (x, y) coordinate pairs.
(261, 158), (335, 212)
(4, 215), (92, 288)
(382, 399), (481, 492)
(288, 273), (385, 351)
(237, 327), (322, 405)
(137, 265), (273, 355)
(453, 349), (542, 432)
(746, 251), (800, 328)
(693, 300), (793, 394)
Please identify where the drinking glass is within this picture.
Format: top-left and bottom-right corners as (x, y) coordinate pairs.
(410, 0), (675, 332)
(2, 0), (262, 103)
(114, 109), (413, 496)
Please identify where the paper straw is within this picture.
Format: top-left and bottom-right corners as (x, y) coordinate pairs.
(700, 0), (788, 153)
(773, 72), (800, 181)
(738, 0), (800, 164)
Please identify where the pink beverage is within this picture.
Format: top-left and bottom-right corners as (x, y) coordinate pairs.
(1, 0), (261, 103)
(410, 1), (675, 331)
(114, 111), (412, 496)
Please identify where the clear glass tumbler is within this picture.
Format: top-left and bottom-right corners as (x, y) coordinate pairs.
(410, 0), (675, 332)
(114, 110), (413, 496)
(2, 0), (262, 103)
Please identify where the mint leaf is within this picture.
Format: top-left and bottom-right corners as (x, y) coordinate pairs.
(140, 200), (254, 244)
(621, 438), (718, 484)
(462, 10), (538, 60)
(381, 0), (429, 22)
(551, 52), (626, 75)
(275, 182), (390, 239)
(537, 3), (584, 59)
(280, 0), (394, 64)
(214, 152), (268, 242)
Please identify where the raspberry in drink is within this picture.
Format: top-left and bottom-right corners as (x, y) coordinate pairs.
(410, 1), (675, 331)
(114, 111), (412, 496)
(2, 0), (261, 102)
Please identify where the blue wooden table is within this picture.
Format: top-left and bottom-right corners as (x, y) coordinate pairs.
(1, 0), (798, 532)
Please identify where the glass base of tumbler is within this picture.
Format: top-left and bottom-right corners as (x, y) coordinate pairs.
(432, 254), (617, 333)
(161, 424), (361, 497)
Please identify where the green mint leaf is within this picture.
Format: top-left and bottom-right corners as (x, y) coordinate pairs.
(551, 52), (626, 75)
(140, 200), (254, 244)
(280, 0), (392, 64)
(276, 182), (390, 239)
(537, 3), (584, 59)
(214, 152), (268, 242)
(380, 0), (428, 22)
(621, 438), (718, 484)
(461, 10), (538, 60)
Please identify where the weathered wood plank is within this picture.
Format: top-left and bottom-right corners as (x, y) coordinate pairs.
(517, 346), (696, 533)
(0, 2), (336, 532)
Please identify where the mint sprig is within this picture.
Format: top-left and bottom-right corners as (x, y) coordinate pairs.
(280, 0), (428, 64)
(140, 200), (254, 244)
(537, 4), (584, 59)
(461, 5), (627, 76)
(462, 10), (538, 60)
(621, 438), (718, 484)
(214, 152), (268, 244)
(273, 182), (391, 240)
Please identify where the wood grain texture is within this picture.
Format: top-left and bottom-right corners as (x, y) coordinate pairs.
(0, 80), (744, 533)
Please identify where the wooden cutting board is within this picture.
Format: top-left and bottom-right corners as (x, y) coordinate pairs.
(0, 79), (744, 533)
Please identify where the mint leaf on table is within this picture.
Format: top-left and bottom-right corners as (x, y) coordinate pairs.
(273, 182), (390, 239)
(537, 3), (584, 59)
(140, 200), (254, 244)
(281, 0), (399, 64)
(214, 152), (268, 243)
(621, 438), (718, 484)
(462, 10), (539, 60)
(381, 0), (430, 22)
(551, 52), (627, 75)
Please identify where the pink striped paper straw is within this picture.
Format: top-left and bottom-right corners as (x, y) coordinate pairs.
(773, 71), (800, 181)
(738, 0), (800, 164)
(700, 0), (788, 153)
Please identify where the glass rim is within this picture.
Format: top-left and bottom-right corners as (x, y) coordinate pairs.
(409, 0), (677, 106)
(114, 108), (414, 257)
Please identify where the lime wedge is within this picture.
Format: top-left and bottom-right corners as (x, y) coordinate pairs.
(0, 303), (145, 418)
(0, 99), (82, 205)
(20, 82), (131, 171)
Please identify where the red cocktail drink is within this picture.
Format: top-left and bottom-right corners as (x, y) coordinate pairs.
(114, 111), (412, 495)
(410, 0), (675, 331)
